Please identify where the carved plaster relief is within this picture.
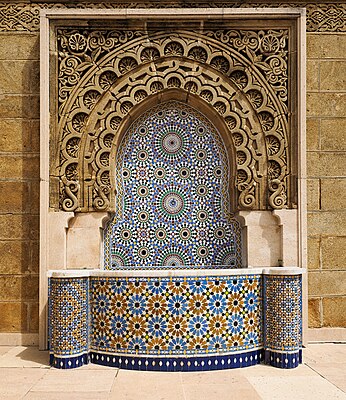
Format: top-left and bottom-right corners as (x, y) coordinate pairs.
(53, 25), (295, 212)
(0, 3), (345, 32)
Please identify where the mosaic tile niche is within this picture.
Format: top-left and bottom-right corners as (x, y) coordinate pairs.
(104, 101), (242, 270)
(45, 10), (306, 371)
(48, 97), (303, 371)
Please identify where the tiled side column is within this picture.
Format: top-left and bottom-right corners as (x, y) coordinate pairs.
(263, 273), (302, 368)
(49, 276), (90, 368)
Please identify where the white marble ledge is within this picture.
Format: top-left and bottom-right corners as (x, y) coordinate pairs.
(47, 267), (305, 279)
(42, 8), (305, 19)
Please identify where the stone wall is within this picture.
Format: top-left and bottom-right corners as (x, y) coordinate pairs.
(0, 33), (40, 335)
(307, 33), (346, 329)
(0, 1), (345, 340)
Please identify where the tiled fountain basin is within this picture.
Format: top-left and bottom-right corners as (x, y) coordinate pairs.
(48, 267), (303, 371)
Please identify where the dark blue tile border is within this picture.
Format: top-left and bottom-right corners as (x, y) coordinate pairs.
(50, 353), (89, 369)
(50, 349), (264, 371)
(89, 349), (263, 372)
(50, 349), (303, 370)
(264, 349), (302, 369)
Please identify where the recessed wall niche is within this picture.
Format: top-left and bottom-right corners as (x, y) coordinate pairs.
(40, 8), (307, 367)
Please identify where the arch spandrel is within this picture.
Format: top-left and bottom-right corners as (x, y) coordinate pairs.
(55, 27), (293, 213)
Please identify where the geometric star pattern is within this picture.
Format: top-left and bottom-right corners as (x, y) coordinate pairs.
(90, 275), (262, 356)
(49, 277), (89, 356)
(104, 101), (242, 270)
(263, 275), (302, 352)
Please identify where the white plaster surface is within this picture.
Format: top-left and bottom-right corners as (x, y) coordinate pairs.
(308, 328), (346, 343)
(239, 211), (281, 267)
(273, 209), (299, 267)
(67, 228), (102, 269)
(47, 267), (305, 278)
(48, 212), (74, 269)
(0, 334), (39, 346)
(66, 213), (107, 269)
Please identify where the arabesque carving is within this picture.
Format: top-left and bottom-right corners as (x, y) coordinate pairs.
(0, 2), (345, 32)
(55, 27), (292, 212)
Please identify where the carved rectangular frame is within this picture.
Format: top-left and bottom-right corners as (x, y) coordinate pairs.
(39, 8), (307, 349)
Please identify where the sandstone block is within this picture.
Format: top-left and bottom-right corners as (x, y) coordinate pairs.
(0, 155), (22, 179)
(0, 34), (39, 60)
(308, 271), (346, 297)
(308, 271), (321, 296)
(322, 271), (346, 296)
(29, 241), (39, 273)
(307, 34), (346, 59)
(322, 297), (346, 327)
(0, 95), (39, 119)
(0, 276), (21, 301)
(0, 214), (38, 240)
(0, 182), (30, 213)
(308, 237), (320, 270)
(307, 178), (320, 211)
(306, 118), (319, 151)
(321, 236), (346, 270)
(308, 211), (346, 236)
(29, 181), (40, 214)
(28, 216), (39, 240)
(320, 61), (346, 91)
(321, 179), (346, 210)
(0, 302), (27, 332)
(307, 93), (346, 118)
(0, 155), (39, 180)
(307, 60), (319, 91)
(321, 118), (346, 151)
(308, 298), (322, 328)
(0, 61), (39, 95)
(30, 120), (40, 152)
(0, 241), (29, 274)
(0, 275), (38, 301)
(22, 275), (39, 301)
(0, 119), (35, 152)
(307, 152), (345, 178)
(28, 302), (39, 332)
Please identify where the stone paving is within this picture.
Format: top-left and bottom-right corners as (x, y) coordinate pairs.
(0, 344), (345, 399)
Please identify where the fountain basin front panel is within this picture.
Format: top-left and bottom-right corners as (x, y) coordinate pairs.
(48, 267), (303, 371)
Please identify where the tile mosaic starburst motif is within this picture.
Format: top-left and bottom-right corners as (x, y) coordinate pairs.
(89, 275), (263, 357)
(104, 101), (242, 270)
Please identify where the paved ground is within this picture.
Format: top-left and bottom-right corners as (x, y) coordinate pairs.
(0, 344), (345, 399)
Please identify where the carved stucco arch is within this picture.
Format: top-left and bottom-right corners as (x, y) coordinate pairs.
(56, 28), (291, 212)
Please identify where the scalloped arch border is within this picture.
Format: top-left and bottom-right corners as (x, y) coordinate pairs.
(55, 27), (292, 212)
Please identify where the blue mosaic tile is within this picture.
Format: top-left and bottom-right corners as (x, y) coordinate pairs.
(89, 275), (263, 357)
(264, 349), (302, 369)
(104, 101), (242, 270)
(48, 274), (303, 370)
(48, 277), (89, 357)
(50, 353), (89, 369)
(89, 349), (263, 372)
(263, 275), (302, 353)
